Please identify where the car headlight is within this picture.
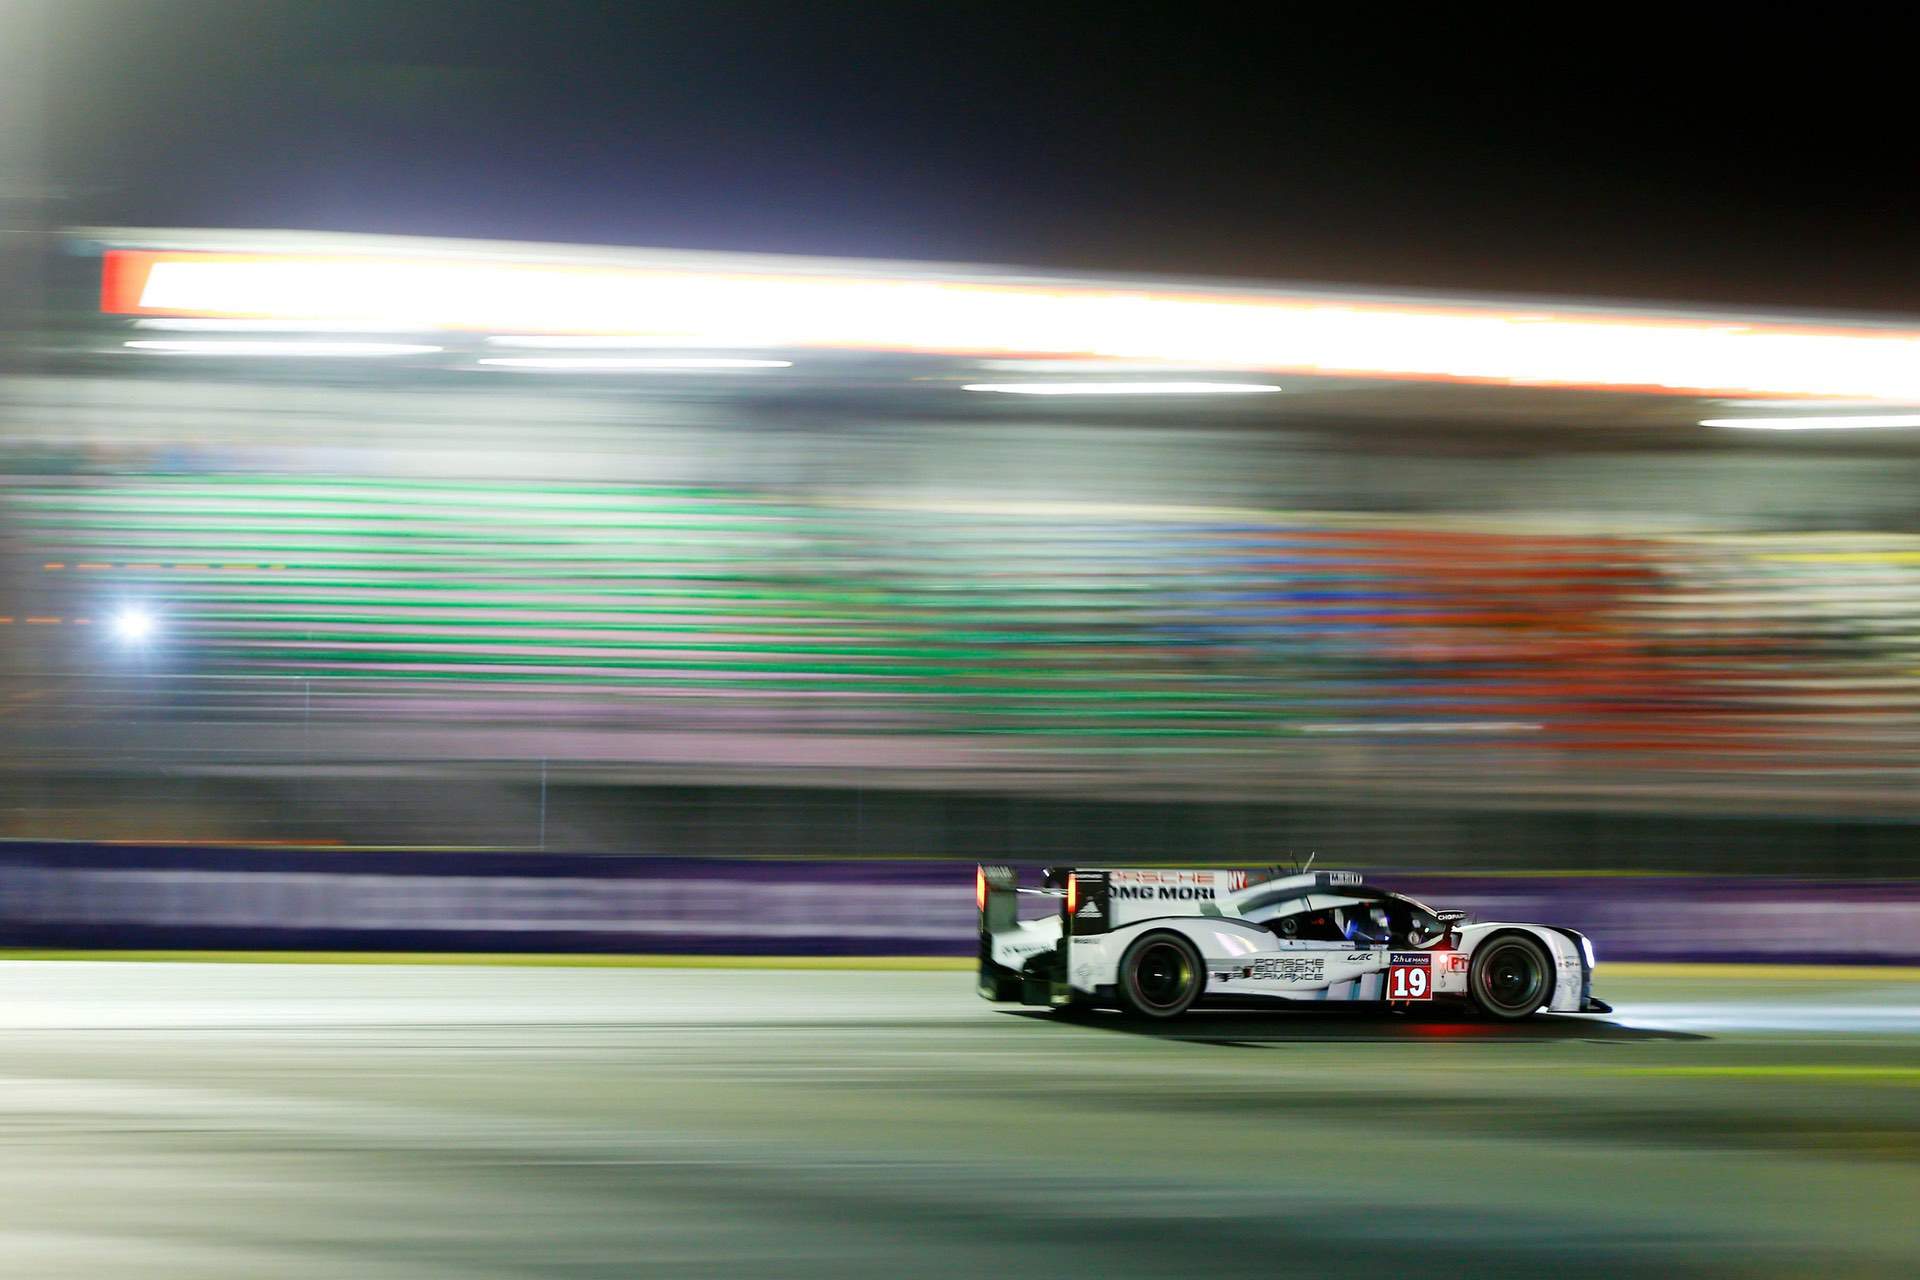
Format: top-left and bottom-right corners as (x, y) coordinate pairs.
(1580, 935), (1596, 968)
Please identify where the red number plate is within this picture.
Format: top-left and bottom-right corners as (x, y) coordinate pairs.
(1387, 956), (1432, 1001)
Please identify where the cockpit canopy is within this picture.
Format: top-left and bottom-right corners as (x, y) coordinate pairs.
(1250, 887), (1448, 948)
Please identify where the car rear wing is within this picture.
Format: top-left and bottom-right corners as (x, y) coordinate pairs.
(976, 864), (1021, 935)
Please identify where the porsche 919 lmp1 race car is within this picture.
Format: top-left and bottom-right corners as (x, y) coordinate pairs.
(978, 864), (1610, 1020)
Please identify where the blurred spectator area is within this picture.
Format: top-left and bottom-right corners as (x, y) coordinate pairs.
(6, 229), (1920, 869)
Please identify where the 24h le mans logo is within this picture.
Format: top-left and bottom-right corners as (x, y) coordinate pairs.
(1387, 953), (1432, 1000)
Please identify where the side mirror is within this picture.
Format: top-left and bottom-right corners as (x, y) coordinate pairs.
(1434, 909), (1469, 944)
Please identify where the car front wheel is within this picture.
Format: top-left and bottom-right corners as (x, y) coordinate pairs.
(1468, 935), (1553, 1020)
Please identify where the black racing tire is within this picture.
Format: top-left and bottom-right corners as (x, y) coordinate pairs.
(1117, 932), (1205, 1020)
(1468, 934), (1553, 1020)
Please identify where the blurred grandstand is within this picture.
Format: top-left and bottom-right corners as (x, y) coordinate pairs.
(5, 227), (1920, 871)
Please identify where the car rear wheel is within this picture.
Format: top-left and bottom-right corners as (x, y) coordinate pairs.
(1469, 935), (1553, 1020)
(1117, 932), (1205, 1019)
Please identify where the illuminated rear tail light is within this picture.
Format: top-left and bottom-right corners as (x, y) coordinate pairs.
(1066, 873), (1079, 918)
(976, 865), (987, 912)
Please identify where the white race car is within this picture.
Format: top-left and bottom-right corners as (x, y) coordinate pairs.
(977, 864), (1609, 1020)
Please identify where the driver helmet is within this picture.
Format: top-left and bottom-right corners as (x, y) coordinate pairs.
(1338, 904), (1392, 945)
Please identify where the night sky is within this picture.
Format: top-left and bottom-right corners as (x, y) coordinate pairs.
(31, 2), (1920, 311)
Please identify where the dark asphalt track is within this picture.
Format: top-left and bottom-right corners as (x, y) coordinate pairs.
(2, 962), (1916, 1278)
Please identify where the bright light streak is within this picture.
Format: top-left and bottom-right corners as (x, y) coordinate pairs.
(961, 381), (1281, 396)
(974, 359), (1214, 373)
(124, 339), (443, 357)
(109, 606), (155, 644)
(1700, 413), (1920, 430)
(132, 318), (427, 333)
(98, 247), (1920, 398)
(484, 335), (776, 349)
(476, 356), (794, 371)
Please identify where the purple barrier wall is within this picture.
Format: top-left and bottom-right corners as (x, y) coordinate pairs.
(1, 845), (1916, 963)
(1393, 875), (1920, 967)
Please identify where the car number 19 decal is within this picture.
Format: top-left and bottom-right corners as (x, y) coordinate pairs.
(1387, 953), (1432, 1001)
